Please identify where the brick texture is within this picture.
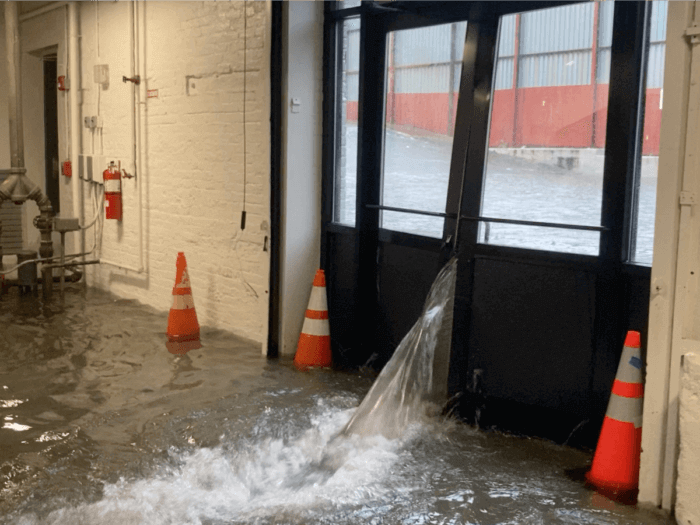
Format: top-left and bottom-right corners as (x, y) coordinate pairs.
(677, 353), (700, 525)
(79, 1), (271, 344)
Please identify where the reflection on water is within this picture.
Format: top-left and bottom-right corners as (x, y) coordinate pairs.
(1, 287), (674, 524)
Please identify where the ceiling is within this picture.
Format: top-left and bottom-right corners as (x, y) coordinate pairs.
(18, 2), (56, 17)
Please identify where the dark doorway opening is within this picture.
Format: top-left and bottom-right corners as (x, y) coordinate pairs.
(43, 55), (59, 214)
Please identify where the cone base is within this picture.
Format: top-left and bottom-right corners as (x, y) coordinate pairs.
(586, 417), (641, 500)
(584, 475), (639, 505)
(294, 334), (331, 370)
(167, 309), (200, 344)
(166, 339), (202, 355)
(167, 330), (201, 344)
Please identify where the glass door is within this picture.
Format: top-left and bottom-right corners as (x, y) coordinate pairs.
(322, 1), (653, 447)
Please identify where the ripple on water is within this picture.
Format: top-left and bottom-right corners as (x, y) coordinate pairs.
(1, 287), (674, 525)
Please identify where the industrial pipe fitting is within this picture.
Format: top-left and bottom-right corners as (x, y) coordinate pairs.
(3, 2), (55, 291)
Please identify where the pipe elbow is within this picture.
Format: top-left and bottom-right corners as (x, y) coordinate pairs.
(0, 176), (18, 202)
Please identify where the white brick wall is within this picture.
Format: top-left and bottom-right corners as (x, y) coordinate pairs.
(677, 353), (700, 525)
(77, 1), (272, 344)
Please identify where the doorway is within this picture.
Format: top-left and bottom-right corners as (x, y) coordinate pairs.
(322, 1), (660, 448)
(43, 54), (59, 214)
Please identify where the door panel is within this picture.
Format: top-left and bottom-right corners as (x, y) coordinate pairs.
(322, 1), (653, 448)
(375, 241), (443, 367)
(468, 257), (595, 412)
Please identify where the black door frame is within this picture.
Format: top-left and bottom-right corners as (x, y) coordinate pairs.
(321, 1), (653, 443)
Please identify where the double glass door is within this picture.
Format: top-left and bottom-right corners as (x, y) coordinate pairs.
(323, 1), (662, 446)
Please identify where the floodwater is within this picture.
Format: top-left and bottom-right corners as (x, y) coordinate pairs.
(337, 124), (656, 265)
(0, 286), (675, 524)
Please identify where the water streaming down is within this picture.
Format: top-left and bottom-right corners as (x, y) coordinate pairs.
(1, 278), (674, 524)
(342, 258), (457, 438)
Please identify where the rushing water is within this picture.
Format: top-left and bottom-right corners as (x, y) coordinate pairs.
(0, 284), (674, 524)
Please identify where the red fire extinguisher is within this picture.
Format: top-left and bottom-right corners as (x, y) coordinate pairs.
(104, 161), (122, 220)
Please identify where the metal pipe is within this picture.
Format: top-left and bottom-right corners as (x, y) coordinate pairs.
(44, 259), (100, 270)
(68, 3), (84, 257)
(0, 250), (94, 275)
(60, 232), (66, 293)
(3, 270), (82, 288)
(5, 2), (24, 170)
(2, 2), (55, 297)
(136, 0), (147, 273)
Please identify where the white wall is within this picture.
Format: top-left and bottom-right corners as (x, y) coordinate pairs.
(0, 2), (272, 345)
(677, 353), (700, 525)
(80, 1), (272, 345)
(278, 1), (324, 355)
(640, 0), (700, 517)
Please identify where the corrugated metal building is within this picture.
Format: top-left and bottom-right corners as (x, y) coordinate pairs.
(346, 1), (668, 154)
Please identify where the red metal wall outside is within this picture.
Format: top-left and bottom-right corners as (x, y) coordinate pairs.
(346, 86), (662, 155)
(642, 88), (662, 156)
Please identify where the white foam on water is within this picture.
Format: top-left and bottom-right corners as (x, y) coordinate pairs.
(13, 401), (425, 525)
(10, 260), (459, 525)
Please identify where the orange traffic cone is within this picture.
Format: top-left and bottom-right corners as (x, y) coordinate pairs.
(166, 252), (202, 355)
(586, 330), (644, 502)
(293, 269), (331, 369)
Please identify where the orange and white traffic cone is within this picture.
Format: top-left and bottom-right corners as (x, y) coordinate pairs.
(586, 330), (644, 502)
(293, 269), (331, 370)
(166, 252), (202, 355)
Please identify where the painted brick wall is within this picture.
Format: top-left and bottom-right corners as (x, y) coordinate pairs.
(677, 353), (700, 525)
(79, 1), (271, 345)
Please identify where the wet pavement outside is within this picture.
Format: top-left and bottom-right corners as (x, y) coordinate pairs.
(337, 124), (657, 264)
(0, 286), (676, 524)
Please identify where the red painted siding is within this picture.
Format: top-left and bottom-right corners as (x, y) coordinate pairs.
(593, 85), (609, 149)
(514, 86), (594, 148)
(347, 101), (358, 122)
(345, 86), (662, 155)
(391, 93), (450, 135)
(643, 88), (663, 155)
(489, 90), (516, 147)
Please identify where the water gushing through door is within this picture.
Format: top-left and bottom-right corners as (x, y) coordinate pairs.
(1, 272), (671, 524)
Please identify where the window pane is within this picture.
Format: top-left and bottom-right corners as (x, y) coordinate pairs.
(632, 0), (667, 265)
(381, 22), (467, 238)
(480, 4), (613, 255)
(334, 18), (360, 226)
(333, 0), (361, 9)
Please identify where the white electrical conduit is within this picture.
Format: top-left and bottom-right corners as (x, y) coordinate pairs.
(81, 183), (104, 231)
(98, 1), (146, 274)
(68, 3), (84, 257)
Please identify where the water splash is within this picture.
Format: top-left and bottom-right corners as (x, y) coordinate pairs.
(342, 258), (457, 438)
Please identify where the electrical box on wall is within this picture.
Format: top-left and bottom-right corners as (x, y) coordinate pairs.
(94, 64), (109, 86)
(92, 156), (106, 183)
(78, 155), (106, 183)
(78, 154), (91, 180)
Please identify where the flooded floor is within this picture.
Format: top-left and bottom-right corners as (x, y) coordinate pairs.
(0, 286), (675, 524)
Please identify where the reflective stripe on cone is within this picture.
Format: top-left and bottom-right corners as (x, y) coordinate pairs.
(586, 330), (644, 500)
(294, 269), (332, 369)
(166, 252), (201, 354)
